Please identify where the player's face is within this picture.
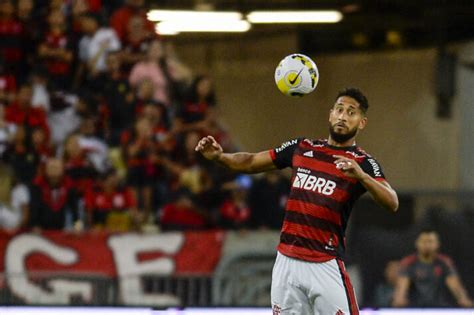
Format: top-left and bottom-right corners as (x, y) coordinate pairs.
(416, 232), (440, 257)
(328, 96), (367, 144)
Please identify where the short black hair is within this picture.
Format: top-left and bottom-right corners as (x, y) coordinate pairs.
(336, 87), (369, 114)
(418, 227), (438, 236)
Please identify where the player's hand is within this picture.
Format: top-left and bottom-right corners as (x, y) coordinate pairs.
(458, 297), (473, 308)
(392, 296), (409, 308)
(195, 135), (223, 161)
(333, 155), (366, 181)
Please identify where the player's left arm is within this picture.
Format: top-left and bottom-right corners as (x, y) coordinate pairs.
(333, 155), (399, 212)
(445, 272), (473, 307)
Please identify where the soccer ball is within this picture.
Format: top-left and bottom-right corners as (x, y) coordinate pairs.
(274, 53), (319, 97)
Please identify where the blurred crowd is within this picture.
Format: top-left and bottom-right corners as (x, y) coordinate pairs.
(0, 0), (290, 233)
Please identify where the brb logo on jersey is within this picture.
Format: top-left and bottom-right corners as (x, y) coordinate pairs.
(292, 168), (336, 195)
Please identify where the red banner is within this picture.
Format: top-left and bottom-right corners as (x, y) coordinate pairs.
(0, 230), (225, 305)
(0, 230), (224, 276)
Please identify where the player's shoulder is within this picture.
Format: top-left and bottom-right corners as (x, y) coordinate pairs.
(436, 253), (455, 267)
(274, 138), (303, 153)
(353, 145), (375, 159)
(400, 254), (418, 266)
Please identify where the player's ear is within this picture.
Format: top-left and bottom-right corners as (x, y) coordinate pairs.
(358, 116), (368, 130)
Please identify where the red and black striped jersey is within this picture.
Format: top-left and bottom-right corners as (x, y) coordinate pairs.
(269, 138), (386, 263)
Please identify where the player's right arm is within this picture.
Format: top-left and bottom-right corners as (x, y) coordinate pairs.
(195, 136), (276, 173)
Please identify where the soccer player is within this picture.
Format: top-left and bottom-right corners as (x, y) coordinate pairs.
(195, 88), (398, 314)
(392, 229), (473, 308)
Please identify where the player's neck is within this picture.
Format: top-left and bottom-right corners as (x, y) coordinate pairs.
(327, 135), (356, 148)
(418, 253), (435, 263)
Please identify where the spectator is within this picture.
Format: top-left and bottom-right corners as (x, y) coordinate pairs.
(162, 131), (211, 195)
(47, 91), (82, 146)
(76, 117), (110, 173)
(392, 229), (473, 308)
(17, 0), (34, 23)
(0, 181), (29, 230)
(4, 125), (40, 182)
(0, 0), (27, 82)
(119, 15), (155, 71)
(175, 75), (217, 133)
(38, 8), (74, 90)
(133, 79), (160, 115)
(101, 51), (136, 145)
(63, 134), (97, 195)
(0, 104), (17, 159)
(5, 83), (49, 137)
(84, 168), (139, 231)
(29, 158), (79, 230)
(142, 102), (171, 143)
(0, 56), (17, 105)
(30, 126), (52, 165)
(109, 0), (154, 44)
(78, 12), (121, 78)
(129, 40), (173, 106)
(30, 67), (51, 111)
(248, 171), (289, 229)
(218, 175), (252, 229)
(373, 260), (400, 308)
(160, 188), (207, 231)
(121, 116), (158, 216)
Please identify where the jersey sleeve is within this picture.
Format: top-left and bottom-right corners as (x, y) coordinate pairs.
(360, 156), (386, 181)
(270, 138), (302, 169)
(398, 256), (415, 278)
(439, 255), (458, 277)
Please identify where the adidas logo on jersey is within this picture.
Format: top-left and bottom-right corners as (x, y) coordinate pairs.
(292, 172), (336, 195)
(303, 151), (313, 157)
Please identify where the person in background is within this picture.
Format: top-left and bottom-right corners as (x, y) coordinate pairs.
(119, 15), (155, 72)
(63, 133), (97, 195)
(218, 175), (252, 230)
(100, 51), (135, 146)
(174, 75), (217, 134)
(248, 171), (289, 230)
(373, 260), (400, 308)
(4, 125), (40, 183)
(129, 40), (172, 107)
(392, 229), (473, 308)
(76, 117), (110, 173)
(5, 83), (49, 137)
(77, 12), (121, 79)
(120, 116), (158, 219)
(159, 188), (207, 231)
(0, 56), (17, 106)
(109, 0), (154, 44)
(0, 179), (30, 231)
(17, 0), (38, 47)
(0, 104), (17, 159)
(84, 168), (139, 231)
(29, 158), (80, 231)
(133, 79), (159, 115)
(29, 67), (51, 112)
(0, 0), (27, 82)
(38, 8), (74, 90)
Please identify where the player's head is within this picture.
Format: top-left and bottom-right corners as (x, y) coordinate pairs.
(329, 88), (368, 144)
(415, 229), (440, 258)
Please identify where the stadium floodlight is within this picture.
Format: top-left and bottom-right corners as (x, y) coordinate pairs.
(155, 20), (251, 35)
(147, 10), (243, 22)
(247, 10), (343, 23)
